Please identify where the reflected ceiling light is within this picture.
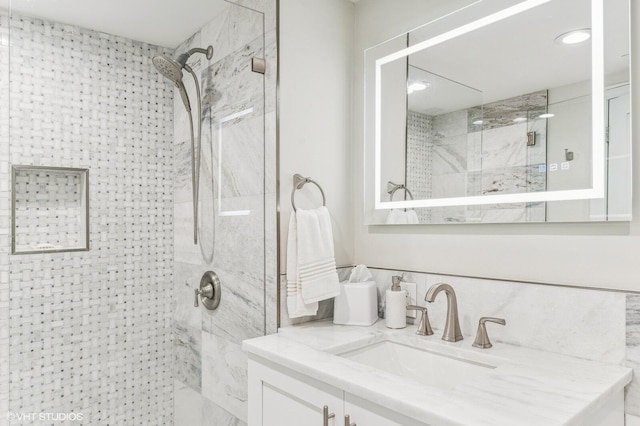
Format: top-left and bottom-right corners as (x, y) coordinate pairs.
(539, 113), (555, 119)
(513, 117), (527, 123)
(555, 29), (591, 45)
(407, 81), (430, 94)
(472, 120), (483, 125)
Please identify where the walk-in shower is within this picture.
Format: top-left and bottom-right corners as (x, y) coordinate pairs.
(153, 46), (213, 244)
(3, 1), (272, 423)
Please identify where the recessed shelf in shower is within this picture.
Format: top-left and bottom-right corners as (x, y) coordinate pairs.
(11, 165), (89, 255)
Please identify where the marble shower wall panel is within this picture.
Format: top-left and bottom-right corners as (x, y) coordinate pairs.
(405, 91), (548, 223)
(479, 123), (529, 171)
(469, 90), (548, 131)
(203, 34), (265, 121)
(0, 13), (9, 424)
(6, 13), (175, 424)
(172, 1), (276, 425)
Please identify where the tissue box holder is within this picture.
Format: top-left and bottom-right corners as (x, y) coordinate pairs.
(333, 280), (378, 326)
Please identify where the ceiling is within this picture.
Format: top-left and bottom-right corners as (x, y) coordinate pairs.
(404, 0), (629, 114)
(7, 0), (229, 48)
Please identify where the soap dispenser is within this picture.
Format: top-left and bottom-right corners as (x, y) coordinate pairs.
(385, 276), (407, 329)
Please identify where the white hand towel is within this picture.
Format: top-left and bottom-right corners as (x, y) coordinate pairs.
(385, 209), (420, 224)
(406, 209), (419, 224)
(295, 207), (340, 304)
(287, 212), (318, 318)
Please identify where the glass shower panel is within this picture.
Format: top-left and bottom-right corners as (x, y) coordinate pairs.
(177, 3), (267, 425)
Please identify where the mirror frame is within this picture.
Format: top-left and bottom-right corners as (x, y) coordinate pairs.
(371, 0), (606, 211)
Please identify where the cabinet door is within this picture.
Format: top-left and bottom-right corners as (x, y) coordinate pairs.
(249, 359), (344, 426)
(344, 393), (428, 426)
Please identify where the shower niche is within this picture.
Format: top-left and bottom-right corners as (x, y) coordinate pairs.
(11, 165), (89, 254)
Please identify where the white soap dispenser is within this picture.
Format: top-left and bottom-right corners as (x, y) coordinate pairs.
(385, 276), (407, 329)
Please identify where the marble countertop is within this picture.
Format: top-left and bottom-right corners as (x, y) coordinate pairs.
(243, 320), (633, 426)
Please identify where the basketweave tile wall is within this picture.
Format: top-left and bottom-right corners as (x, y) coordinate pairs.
(5, 13), (175, 425)
(12, 168), (87, 251)
(1, 12), (11, 426)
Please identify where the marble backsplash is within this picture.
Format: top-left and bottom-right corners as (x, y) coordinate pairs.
(279, 265), (640, 418)
(278, 259), (640, 421)
(366, 267), (639, 418)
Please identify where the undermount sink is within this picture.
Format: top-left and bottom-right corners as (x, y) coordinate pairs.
(339, 340), (496, 390)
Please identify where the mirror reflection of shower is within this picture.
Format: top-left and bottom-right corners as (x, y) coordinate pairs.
(153, 46), (214, 244)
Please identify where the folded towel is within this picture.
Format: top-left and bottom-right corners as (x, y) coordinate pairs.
(286, 212), (318, 318)
(385, 209), (419, 224)
(293, 206), (340, 304)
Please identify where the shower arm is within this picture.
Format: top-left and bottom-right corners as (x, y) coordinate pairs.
(184, 64), (203, 245)
(187, 47), (211, 57)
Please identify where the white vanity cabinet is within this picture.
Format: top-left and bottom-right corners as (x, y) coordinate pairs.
(248, 357), (421, 426)
(249, 357), (344, 425)
(244, 323), (632, 426)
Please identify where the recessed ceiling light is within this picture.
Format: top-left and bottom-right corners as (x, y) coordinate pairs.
(472, 120), (483, 125)
(513, 117), (527, 123)
(407, 81), (430, 94)
(555, 29), (591, 45)
(539, 113), (555, 119)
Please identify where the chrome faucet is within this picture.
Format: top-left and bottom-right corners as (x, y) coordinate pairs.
(425, 283), (463, 342)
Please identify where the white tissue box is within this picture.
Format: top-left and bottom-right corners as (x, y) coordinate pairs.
(333, 280), (378, 326)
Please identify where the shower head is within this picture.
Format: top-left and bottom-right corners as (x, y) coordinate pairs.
(152, 45), (213, 245)
(153, 55), (191, 112)
(153, 55), (184, 83)
(153, 46), (214, 113)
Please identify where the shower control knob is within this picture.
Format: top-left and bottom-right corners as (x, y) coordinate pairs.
(192, 271), (221, 310)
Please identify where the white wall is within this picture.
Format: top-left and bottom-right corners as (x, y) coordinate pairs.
(279, 0), (355, 268)
(352, 0), (640, 292)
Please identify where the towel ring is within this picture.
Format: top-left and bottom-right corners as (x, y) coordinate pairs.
(387, 181), (415, 201)
(291, 174), (326, 212)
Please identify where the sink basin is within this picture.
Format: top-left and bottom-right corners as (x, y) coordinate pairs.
(339, 340), (495, 390)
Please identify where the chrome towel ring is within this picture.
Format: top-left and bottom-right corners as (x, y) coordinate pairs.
(387, 181), (415, 201)
(291, 174), (326, 212)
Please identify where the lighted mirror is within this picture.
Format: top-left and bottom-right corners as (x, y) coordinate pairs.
(364, 0), (631, 224)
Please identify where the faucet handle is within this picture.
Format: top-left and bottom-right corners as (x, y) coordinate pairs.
(473, 317), (506, 349)
(194, 287), (200, 307)
(406, 305), (434, 336)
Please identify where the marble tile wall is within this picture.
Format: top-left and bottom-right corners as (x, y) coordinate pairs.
(405, 91), (548, 224)
(172, 1), (277, 425)
(367, 267), (639, 417)
(4, 13), (175, 424)
(0, 13), (9, 426)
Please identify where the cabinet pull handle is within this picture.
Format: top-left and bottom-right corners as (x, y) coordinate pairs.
(344, 414), (356, 426)
(323, 405), (335, 426)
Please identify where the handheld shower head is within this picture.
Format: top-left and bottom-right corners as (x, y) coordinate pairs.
(152, 45), (214, 245)
(153, 55), (191, 111)
(152, 55), (184, 83)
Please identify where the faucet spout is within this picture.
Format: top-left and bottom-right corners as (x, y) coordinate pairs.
(425, 283), (463, 342)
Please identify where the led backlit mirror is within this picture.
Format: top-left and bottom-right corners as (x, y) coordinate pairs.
(364, 0), (631, 224)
